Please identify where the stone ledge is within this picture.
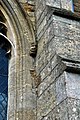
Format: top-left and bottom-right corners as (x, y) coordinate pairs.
(47, 6), (80, 21)
(61, 57), (80, 73)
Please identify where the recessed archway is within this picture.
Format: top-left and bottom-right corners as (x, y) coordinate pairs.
(0, 11), (11, 119)
(0, 34), (11, 120)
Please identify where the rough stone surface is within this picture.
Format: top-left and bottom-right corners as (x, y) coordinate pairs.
(36, 0), (80, 120)
(73, 0), (80, 15)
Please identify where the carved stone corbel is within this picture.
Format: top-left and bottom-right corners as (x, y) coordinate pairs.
(29, 42), (37, 58)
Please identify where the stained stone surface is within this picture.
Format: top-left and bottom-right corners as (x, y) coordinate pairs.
(73, 0), (80, 15)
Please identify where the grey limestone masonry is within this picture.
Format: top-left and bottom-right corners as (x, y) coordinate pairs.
(36, 0), (80, 120)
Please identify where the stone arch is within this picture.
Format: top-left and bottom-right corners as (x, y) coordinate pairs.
(0, 0), (36, 120)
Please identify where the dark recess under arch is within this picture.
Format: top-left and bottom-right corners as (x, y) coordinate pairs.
(0, 11), (11, 120)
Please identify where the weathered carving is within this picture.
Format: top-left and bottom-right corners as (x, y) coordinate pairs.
(29, 42), (37, 57)
(23, 3), (35, 12)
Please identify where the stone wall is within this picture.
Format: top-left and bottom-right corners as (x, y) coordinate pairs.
(36, 0), (80, 120)
(73, 0), (80, 15)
